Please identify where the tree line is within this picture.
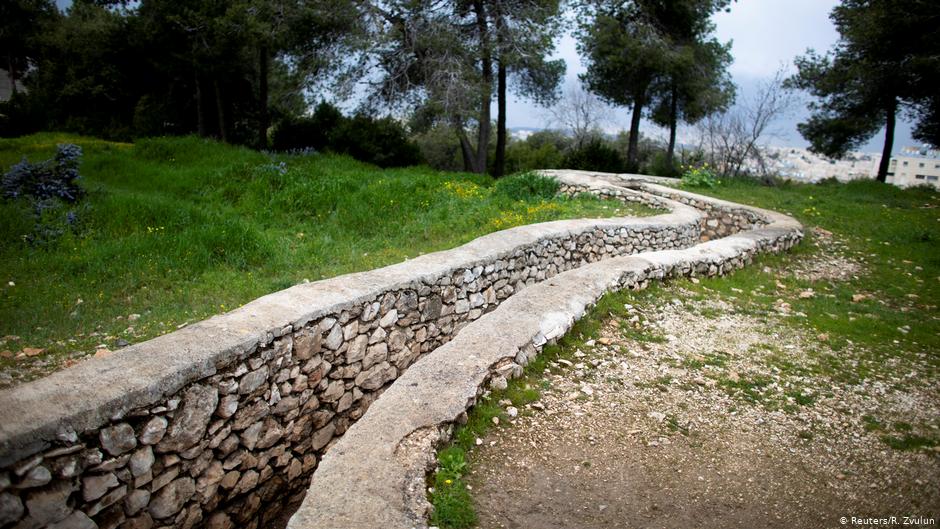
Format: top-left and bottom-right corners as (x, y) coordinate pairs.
(1, 0), (937, 181)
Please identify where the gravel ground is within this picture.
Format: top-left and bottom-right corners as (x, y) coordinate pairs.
(469, 243), (940, 529)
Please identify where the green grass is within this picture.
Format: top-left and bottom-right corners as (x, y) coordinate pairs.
(686, 177), (939, 363)
(429, 447), (476, 528)
(0, 133), (657, 382)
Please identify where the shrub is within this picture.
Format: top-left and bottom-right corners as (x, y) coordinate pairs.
(1, 143), (86, 245)
(3, 144), (84, 202)
(271, 102), (343, 152)
(561, 139), (626, 173)
(272, 103), (421, 168)
(412, 124), (466, 172)
(680, 164), (720, 188)
(644, 151), (680, 178)
(494, 171), (560, 201)
(503, 132), (567, 173)
(333, 114), (422, 168)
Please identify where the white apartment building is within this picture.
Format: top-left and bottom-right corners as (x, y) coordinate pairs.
(887, 147), (940, 188)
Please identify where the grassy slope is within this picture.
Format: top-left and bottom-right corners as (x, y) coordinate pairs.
(429, 177), (940, 528)
(0, 134), (655, 383)
(693, 178), (938, 365)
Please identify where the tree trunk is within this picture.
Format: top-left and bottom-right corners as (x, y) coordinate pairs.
(626, 92), (646, 173)
(877, 97), (897, 183)
(213, 78), (228, 143)
(666, 84), (678, 172)
(495, 58), (507, 177)
(473, 0), (492, 174)
(7, 54), (17, 96)
(195, 72), (206, 137)
(258, 44), (270, 150)
(493, 7), (507, 178)
(455, 123), (477, 173)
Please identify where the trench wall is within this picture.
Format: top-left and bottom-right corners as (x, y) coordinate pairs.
(0, 174), (761, 529)
(287, 174), (803, 529)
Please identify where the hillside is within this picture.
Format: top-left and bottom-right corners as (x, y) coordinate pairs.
(0, 134), (652, 387)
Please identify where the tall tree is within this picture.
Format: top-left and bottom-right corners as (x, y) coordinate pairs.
(26, 1), (145, 138)
(133, 0), (246, 140)
(231, 0), (362, 148)
(645, 0), (734, 171)
(367, 0), (494, 173)
(490, 0), (565, 176)
(548, 82), (611, 148)
(788, 0), (940, 182)
(367, 0), (563, 175)
(577, 1), (671, 172)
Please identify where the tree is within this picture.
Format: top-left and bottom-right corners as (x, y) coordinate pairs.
(366, 0), (563, 175)
(26, 1), (146, 139)
(3, 0), (358, 144)
(577, 1), (674, 172)
(231, 0), (362, 148)
(788, 0), (940, 182)
(647, 0), (734, 171)
(366, 0), (491, 173)
(696, 70), (792, 179)
(548, 82), (611, 148)
(491, 0), (565, 176)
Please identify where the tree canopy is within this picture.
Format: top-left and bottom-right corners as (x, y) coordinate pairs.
(1, 0), (362, 144)
(788, 0), (940, 182)
(365, 0), (564, 175)
(577, 0), (733, 172)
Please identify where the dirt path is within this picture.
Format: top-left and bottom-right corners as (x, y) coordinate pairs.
(469, 247), (940, 528)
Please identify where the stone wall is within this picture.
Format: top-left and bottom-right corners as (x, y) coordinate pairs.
(553, 172), (767, 241)
(286, 174), (803, 529)
(0, 174), (755, 529)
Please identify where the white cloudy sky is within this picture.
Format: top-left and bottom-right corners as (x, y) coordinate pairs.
(506, 0), (916, 153)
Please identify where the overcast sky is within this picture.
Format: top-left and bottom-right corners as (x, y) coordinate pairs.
(507, 0), (916, 154)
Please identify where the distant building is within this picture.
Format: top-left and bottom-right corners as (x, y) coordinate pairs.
(887, 147), (940, 189)
(757, 146), (878, 183)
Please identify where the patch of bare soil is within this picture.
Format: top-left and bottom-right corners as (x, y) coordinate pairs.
(787, 227), (866, 282)
(469, 295), (940, 528)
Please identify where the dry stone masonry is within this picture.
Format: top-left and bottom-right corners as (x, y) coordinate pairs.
(287, 172), (803, 529)
(0, 171), (801, 529)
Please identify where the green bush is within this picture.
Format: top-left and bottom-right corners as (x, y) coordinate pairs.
(562, 138), (626, 172)
(271, 102), (342, 153)
(272, 103), (421, 167)
(494, 171), (560, 201)
(681, 164), (720, 188)
(503, 130), (568, 173)
(333, 114), (422, 168)
(644, 151), (680, 177)
(412, 124), (465, 171)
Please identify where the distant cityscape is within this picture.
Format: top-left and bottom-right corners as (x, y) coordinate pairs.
(755, 145), (940, 189)
(508, 128), (940, 189)
(755, 146), (880, 183)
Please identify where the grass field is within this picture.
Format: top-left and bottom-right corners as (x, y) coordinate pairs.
(428, 177), (940, 528)
(0, 134), (655, 386)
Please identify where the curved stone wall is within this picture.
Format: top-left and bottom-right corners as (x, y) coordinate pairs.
(0, 173), (768, 529)
(286, 173), (803, 529)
